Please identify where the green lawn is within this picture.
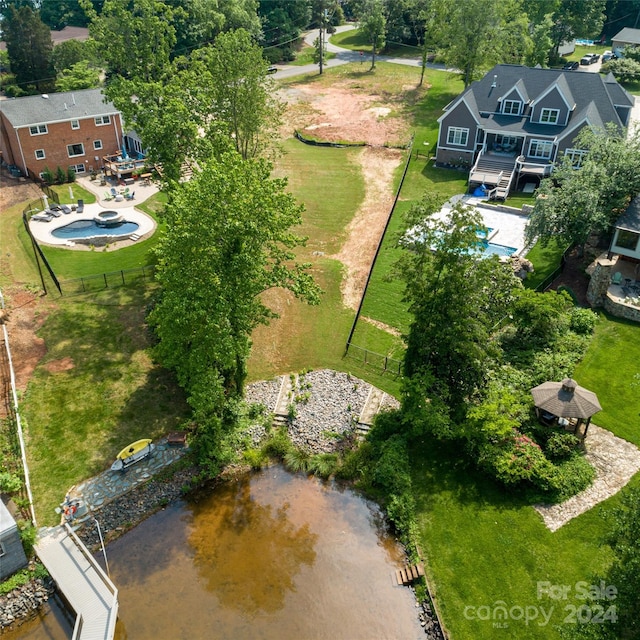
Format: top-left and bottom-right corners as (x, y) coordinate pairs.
(48, 182), (97, 205)
(523, 239), (568, 290)
(412, 436), (631, 640)
(291, 45), (336, 66)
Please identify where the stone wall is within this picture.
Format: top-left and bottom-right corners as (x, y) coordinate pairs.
(604, 295), (640, 322)
(586, 255), (618, 307)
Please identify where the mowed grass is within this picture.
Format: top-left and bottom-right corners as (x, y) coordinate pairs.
(523, 239), (568, 290)
(22, 286), (191, 525)
(573, 312), (640, 446)
(412, 437), (631, 640)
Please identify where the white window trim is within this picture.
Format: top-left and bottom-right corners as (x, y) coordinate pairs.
(94, 115), (111, 126)
(528, 139), (553, 160)
(67, 143), (85, 158)
(71, 119), (80, 130)
(35, 149), (46, 160)
(447, 127), (469, 146)
(69, 163), (86, 174)
(93, 139), (103, 150)
(564, 148), (587, 167)
(539, 108), (560, 124)
(29, 124), (48, 136)
(0, 541), (5, 557)
(502, 100), (522, 116)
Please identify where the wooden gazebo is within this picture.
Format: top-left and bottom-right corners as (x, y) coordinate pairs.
(530, 378), (602, 439)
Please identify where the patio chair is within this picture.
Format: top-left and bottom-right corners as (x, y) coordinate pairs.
(104, 192), (114, 201)
(124, 191), (135, 200)
(611, 272), (623, 285)
(61, 204), (72, 214)
(76, 199), (84, 213)
(110, 187), (118, 197)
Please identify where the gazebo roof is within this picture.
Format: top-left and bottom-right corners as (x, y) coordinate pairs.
(530, 378), (602, 419)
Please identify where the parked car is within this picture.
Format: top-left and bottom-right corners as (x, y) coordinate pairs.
(267, 66), (277, 74)
(563, 61), (579, 70)
(602, 51), (616, 62)
(580, 54), (598, 65)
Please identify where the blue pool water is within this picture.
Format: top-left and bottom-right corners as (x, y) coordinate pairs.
(478, 241), (517, 257)
(52, 219), (139, 239)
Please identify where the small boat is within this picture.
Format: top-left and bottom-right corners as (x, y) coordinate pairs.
(111, 438), (154, 472)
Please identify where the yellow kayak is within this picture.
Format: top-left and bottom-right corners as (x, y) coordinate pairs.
(111, 439), (154, 471)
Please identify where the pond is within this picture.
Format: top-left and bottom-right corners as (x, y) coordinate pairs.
(5, 467), (423, 639)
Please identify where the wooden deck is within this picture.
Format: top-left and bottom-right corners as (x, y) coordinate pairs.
(35, 524), (118, 640)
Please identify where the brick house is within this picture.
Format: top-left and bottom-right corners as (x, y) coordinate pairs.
(435, 64), (634, 199)
(0, 88), (124, 179)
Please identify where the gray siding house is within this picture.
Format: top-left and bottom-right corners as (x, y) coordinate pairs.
(0, 500), (28, 581)
(436, 64), (634, 199)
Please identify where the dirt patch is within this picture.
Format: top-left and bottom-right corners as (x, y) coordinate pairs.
(281, 81), (408, 147)
(44, 357), (74, 373)
(332, 146), (403, 309)
(0, 172), (42, 211)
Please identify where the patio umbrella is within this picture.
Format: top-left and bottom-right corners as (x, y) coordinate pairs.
(530, 378), (602, 419)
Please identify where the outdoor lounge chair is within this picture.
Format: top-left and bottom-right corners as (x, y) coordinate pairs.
(60, 204), (72, 214)
(125, 191), (135, 200)
(47, 208), (62, 218)
(104, 192), (114, 201)
(76, 199), (84, 213)
(31, 212), (53, 222)
(611, 272), (623, 285)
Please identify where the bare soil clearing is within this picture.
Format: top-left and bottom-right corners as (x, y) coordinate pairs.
(279, 79), (407, 311)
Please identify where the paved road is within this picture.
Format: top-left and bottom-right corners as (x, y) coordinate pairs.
(270, 24), (454, 80)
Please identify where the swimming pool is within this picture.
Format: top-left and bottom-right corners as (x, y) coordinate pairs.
(52, 219), (139, 239)
(477, 241), (517, 257)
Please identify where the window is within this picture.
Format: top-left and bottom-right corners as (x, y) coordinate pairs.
(29, 124), (48, 136)
(447, 127), (469, 146)
(35, 149), (46, 160)
(67, 143), (85, 157)
(71, 119), (80, 130)
(528, 139), (553, 159)
(539, 108), (560, 124)
(94, 115), (111, 126)
(614, 230), (639, 252)
(93, 139), (103, 150)
(0, 541), (5, 557)
(502, 100), (522, 115)
(69, 163), (86, 174)
(564, 148), (587, 168)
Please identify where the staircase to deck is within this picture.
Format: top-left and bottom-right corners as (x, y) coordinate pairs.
(469, 154), (517, 199)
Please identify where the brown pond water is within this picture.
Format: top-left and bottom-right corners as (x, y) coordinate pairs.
(5, 466), (423, 639)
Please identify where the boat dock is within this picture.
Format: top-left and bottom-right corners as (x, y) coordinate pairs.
(35, 524), (118, 640)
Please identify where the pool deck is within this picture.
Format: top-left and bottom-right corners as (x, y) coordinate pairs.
(28, 176), (158, 248)
(438, 194), (530, 256)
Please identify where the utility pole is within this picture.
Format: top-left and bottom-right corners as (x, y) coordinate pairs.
(319, 2), (324, 75)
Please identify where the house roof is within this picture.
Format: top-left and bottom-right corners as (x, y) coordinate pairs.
(615, 195), (640, 233)
(443, 64), (632, 137)
(612, 27), (640, 45)
(0, 89), (118, 129)
(0, 500), (18, 536)
(0, 25), (89, 51)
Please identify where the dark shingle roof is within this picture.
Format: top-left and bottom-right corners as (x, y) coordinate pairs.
(616, 195), (640, 233)
(612, 27), (640, 45)
(447, 64), (631, 137)
(0, 89), (117, 129)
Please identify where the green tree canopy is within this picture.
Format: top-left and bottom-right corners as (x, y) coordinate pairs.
(525, 126), (640, 253)
(148, 150), (320, 423)
(358, 0), (386, 69)
(55, 59), (100, 91)
(396, 194), (520, 418)
(2, 4), (55, 92)
(50, 38), (98, 74)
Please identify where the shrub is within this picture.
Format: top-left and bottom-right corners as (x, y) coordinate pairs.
(372, 435), (412, 495)
(3, 83), (26, 98)
(41, 166), (55, 184)
(308, 453), (339, 478)
(261, 428), (292, 459)
(569, 307), (598, 335)
(0, 471), (22, 494)
(545, 453), (595, 502)
(284, 448), (310, 473)
(55, 166), (66, 184)
(557, 285), (578, 305)
(545, 432), (581, 461)
(243, 447), (267, 469)
(66, 167), (76, 183)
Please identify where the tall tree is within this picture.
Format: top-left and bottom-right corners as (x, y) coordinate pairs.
(148, 151), (320, 452)
(525, 126), (640, 254)
(55, 59), (100, 91)
(82, 0), (177, 82)
(431, 0), (501, 87)
(1, 4), (55, 92)
(546, 0), (606, 59)
(39, 0), (100, 29)
(397, 194), (519, 417)
(51, 38), (99, 74)
(359, 0), (386, 70)
(195, 28), (283, 160)
(258, 0), (311, 49)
